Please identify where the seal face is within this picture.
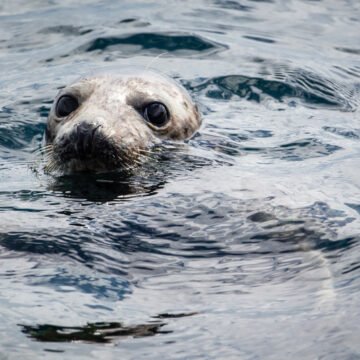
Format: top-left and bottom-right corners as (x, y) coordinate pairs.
(45, 69), (201, 173)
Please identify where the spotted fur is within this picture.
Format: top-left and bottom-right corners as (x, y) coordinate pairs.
(45, 69), (201, 173)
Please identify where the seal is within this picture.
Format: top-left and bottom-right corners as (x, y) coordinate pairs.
(44, 69), (201, 173)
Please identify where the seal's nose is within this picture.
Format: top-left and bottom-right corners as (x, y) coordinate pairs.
(75, 122), (101, 159)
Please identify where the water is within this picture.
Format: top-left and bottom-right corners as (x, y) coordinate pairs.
(0, 0), (359, 358)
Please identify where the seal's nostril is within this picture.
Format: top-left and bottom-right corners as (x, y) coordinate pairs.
(75, 123), (101, 159)
(92, 124), (102, 137)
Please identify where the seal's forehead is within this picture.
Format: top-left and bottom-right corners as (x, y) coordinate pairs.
(62, 67), (189, 96)
(87, 72), (188, 95)
(70, 72), (193, 109)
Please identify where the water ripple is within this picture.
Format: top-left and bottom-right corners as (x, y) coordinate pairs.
(0, 0), (359, 358)
(195, 131), (341, 161)
(82, 32), (227, 57)
(191, 71), (355, 110)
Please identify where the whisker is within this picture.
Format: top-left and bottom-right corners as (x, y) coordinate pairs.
(33, 144), (54, 157)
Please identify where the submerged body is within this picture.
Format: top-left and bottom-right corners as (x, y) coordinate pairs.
(45, 69), (201, 173)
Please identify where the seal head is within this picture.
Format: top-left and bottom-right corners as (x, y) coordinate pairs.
(45, 69), (201, 173)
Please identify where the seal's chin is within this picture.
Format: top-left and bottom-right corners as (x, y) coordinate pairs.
(46, 151), (142, 174)
(48, 144), (143, 174)
(59, 158), (117, 173)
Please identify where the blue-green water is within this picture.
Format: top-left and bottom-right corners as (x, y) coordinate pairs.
(0, 0), (359, 358)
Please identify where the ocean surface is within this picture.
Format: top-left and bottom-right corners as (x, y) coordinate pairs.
(0, 0), (359, 359)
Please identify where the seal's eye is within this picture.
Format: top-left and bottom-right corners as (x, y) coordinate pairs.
(56, 95), (79, 117)
(143, 102), (169, 127)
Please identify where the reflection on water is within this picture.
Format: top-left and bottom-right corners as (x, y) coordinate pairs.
(0, 0), (359, 359)
(20, 312), (196, 344)
(20, 321), (170, 343)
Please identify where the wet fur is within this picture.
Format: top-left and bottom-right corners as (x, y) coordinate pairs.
(45, 70), (201, 173)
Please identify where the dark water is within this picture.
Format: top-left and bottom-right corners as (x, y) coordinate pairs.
(0, 0), (359, 358)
